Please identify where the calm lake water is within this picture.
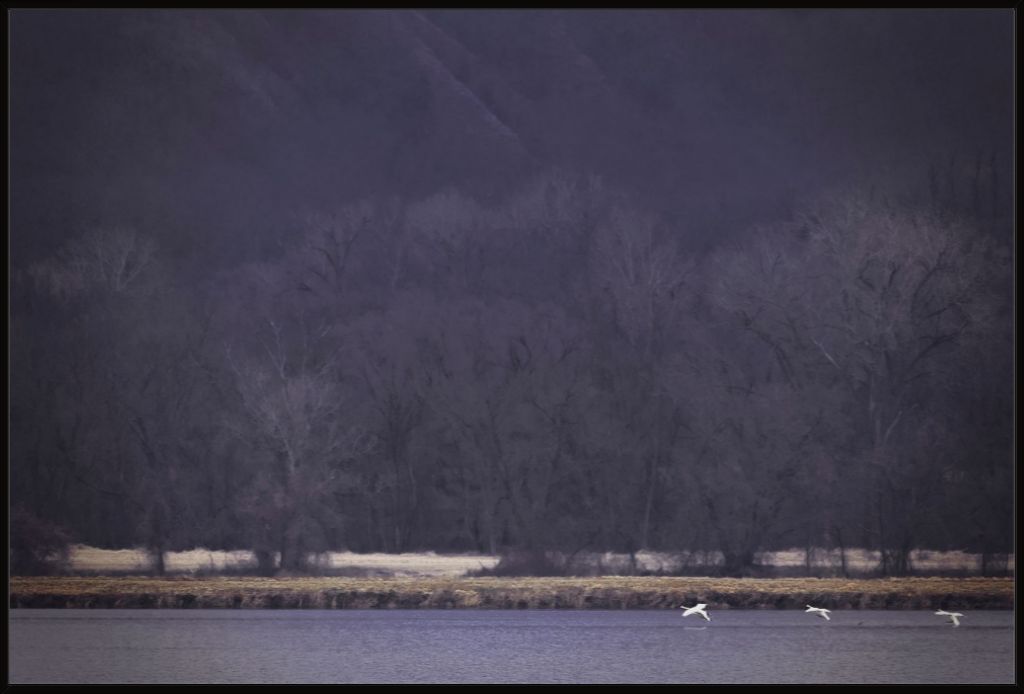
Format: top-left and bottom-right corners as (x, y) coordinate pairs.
(9, 609), (1015, 684)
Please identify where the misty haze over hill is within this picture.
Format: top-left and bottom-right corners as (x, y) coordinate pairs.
(10, 9), (1012, 267)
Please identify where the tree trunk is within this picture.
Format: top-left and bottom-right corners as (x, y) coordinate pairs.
(722, 549), (756, 577)
(151, 547), (166, 576)
(149, 504), (167, 576)
(833, 525), (849, 578)
(254, 549), (276, 576)
(640, 460), (656, 551)
(279, 520), (307, 573)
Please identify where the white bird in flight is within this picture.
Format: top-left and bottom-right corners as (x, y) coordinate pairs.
(679, 603), (711, 621)
(805, 605), (831, 621)
(935, 610), (963, 627)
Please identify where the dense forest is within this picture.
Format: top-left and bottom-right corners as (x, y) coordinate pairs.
(9, 11), (1013, 576)
(11, 167), (1013, 576)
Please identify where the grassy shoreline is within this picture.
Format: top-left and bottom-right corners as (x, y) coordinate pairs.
(10, 576), (1014, 610)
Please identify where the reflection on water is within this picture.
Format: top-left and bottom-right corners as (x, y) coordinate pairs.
(9, 609), (1014, 684)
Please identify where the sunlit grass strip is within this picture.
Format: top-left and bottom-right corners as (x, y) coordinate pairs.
(9, 576), (1013, 609)
(62, 546), (1014, 575)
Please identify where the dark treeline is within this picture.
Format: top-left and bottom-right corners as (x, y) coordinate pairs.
(10, 165), (1013, 577)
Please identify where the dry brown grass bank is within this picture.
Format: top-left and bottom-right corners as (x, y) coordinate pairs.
(10, 576), (1013, 610)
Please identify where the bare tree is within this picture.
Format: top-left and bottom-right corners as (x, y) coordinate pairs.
(293, 202), (373, 296)
(707, 192), (1005, 573)
(227, 316), (371, 572)
(590, 205), (689, 359)
(797, 194), (999, 571)
(29, 226), (157, 298)
(347, 306), (429, 552)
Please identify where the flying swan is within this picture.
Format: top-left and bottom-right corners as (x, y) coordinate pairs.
(679, 603), (711, 621)
(805, 605), (831, 621)
(935, 610), (963, 627)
